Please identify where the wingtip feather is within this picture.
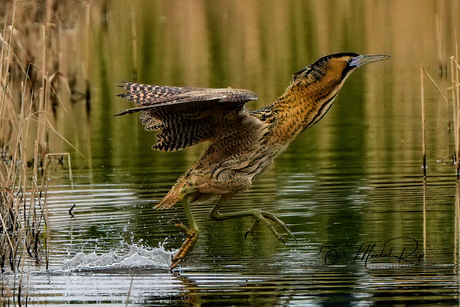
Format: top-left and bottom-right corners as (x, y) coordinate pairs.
(113, 109), (130, 116)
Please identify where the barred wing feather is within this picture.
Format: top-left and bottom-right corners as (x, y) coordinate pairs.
(116, 82), (258, 151)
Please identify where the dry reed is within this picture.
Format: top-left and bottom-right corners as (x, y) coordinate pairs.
(420, 67), (450, 177)
(0, 0), (79, 284)
(421, 67), (427, 177)
(420, 33), (460, 178)
(0, 4), (48, 275)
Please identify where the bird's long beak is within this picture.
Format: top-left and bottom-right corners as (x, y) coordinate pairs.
(349, 54), (390, 68)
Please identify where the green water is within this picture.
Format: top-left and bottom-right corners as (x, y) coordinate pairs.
(2, 0), (460, 305)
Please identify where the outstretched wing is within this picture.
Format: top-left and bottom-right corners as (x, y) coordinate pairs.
(116, 82), (258, 151)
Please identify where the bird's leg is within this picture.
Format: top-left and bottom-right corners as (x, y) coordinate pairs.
(209, 194), (294, 243)
(244, 219), (260, 240)
(171, 197), (199, 270)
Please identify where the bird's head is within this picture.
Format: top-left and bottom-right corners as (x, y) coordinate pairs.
(292, 53), (390, 86)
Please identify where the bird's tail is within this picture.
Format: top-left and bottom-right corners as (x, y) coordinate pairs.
(156, 177), (187, 209)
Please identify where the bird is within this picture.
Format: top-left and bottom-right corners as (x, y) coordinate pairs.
(116, 52), (390, 269)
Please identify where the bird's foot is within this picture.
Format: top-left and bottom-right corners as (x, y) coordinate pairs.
(170, 222), (199, 270)
(244, 209), (296, 243)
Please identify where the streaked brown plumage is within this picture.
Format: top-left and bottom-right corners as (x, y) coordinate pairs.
(117, 53), (390, 269)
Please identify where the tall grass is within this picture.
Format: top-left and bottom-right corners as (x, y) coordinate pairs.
(0, 3), (48, 275)
(0, 0), (79, 280)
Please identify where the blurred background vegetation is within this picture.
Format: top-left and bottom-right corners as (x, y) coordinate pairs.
(2, 0), (459, 172)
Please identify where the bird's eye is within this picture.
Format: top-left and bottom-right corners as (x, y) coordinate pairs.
(347, 57), (362, 67)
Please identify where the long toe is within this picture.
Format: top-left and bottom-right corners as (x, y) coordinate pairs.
(250, 209), (285, 242)
(244, 219), (260, 240)
(175, 222), (193, 237)
(245, 209), (295, 243)
(261, 211), (296, 239)
(170, 232), (199, 270)
(170, 257), (182, 270)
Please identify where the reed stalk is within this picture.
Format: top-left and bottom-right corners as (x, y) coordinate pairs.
(436, 14), (447, 78)
(421, 67), (427, 177)
(451, 56), (460, 178)
(420, 66), (450, 176)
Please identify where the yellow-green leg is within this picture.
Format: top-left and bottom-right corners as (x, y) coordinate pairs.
(209, 194), (294, 243)
(170, 197), (199, 270)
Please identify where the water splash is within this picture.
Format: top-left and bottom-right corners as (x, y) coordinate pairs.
(62, 244), (174, 272)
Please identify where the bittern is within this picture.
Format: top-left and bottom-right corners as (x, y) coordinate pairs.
(117, 53), (389, 269)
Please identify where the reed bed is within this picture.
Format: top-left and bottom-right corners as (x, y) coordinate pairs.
(0, 1), (89, 304)
(1, 0), (83, 283)
(0, 5), (48, 276)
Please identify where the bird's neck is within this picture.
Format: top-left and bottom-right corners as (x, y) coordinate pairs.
(269, 80), (342, 144)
